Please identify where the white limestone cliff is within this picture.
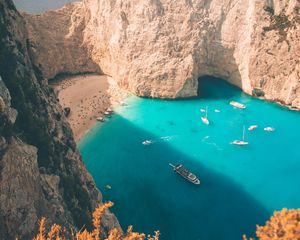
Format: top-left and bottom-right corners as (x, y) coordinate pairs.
(24, 0), (300, 108)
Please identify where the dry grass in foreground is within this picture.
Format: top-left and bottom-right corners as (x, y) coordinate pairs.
(31, 202), (300, 240)
(32, 201), (159, 240)
(244, 208), (300, 240)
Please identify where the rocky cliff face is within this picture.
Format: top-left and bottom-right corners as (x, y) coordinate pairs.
(0, 1), (118, 239)
(23, 2), (100, 79)
(24, 0), (300, 108)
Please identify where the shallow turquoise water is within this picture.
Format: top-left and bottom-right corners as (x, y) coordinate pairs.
(79, 77), (300, 240)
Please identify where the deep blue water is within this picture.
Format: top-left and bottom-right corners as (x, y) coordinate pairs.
(79, 77), (300, 240)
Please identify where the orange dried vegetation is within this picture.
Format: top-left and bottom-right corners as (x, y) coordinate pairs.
(244, 208), (300, 240)
(32, 201), (160, 240)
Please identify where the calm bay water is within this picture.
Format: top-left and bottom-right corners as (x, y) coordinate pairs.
(79, 77), (300, 239)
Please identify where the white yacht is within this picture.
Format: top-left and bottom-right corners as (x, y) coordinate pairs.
(230, 101), (246, 109)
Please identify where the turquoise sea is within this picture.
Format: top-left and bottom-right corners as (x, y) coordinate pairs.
(79, 77), (300, 239)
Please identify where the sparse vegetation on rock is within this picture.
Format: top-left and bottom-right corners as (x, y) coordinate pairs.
(31, 202), (160, 240)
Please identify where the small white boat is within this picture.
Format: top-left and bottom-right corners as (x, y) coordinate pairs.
(106, 107), (113, 112)
(142, 140), (153, 145)
(104, 111), (111, 116)
(201, 116), (209, 125)
(230, 101), (246, 109)
(248, 125), (258, 131)
(200, 108), (206, 112)
(96, 117), (105, 122)
(232, 140), (249, 145)
(264, 127), (275, 132)
(105, 184), (112, 190)
(201, 106), (210, 125)
(214, 109), (221, 113)
(231, 126), (249, 146)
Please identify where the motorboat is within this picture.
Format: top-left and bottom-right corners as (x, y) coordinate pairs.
(104, 111), (111, 116)
(248, 125), (258, 131)
(142, 140), (153, 145)
(96, 117), (105, 122)
(230, 101), (246, 109)
(264, 127), (275, 132)
(169, 163), (200, 185)
(106, 107), (113, 113)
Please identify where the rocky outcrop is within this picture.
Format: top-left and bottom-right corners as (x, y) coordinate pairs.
(0, 1), (119, 239)
(23, 2), (100, 79)
(24, 0), (300, 109)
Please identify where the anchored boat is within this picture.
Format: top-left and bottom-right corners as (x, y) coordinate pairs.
(142, 140), (153, 145)
(96, 117), (105, 122)
(201, 106), (210, 125)
(248, 125), (258, 131)
(169, 163), (200, 185)
(264, 127), (275, 132)
(230, 101), (246, 109)
(231, 126), (249, 146)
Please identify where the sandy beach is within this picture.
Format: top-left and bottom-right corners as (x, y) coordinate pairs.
(51, 74), (128, 141)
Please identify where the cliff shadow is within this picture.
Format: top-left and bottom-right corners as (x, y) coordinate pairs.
(79, 114), (270, 240)
(197, 76), (246, 100)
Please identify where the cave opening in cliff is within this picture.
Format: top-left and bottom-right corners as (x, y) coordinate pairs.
(197, 76), (239, 99)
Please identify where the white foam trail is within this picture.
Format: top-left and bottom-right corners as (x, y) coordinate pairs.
(160, 135), (178, 141)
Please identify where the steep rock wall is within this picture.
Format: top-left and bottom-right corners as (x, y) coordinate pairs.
(24, 0), (300, 108)
(0, 1), (118, 239)
(24, 2), (100, 79)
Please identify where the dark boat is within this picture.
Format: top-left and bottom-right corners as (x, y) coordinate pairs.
(169, 163), (200, 185)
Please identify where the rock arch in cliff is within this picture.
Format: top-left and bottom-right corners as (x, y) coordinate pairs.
(197, 76), (239, 100)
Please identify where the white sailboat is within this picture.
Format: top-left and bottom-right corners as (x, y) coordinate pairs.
(201, 106), (210, 125)
(232, 126), (249, 145)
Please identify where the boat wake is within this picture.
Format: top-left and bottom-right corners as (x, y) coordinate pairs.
(160, 135), (177, 141)
(201, 136), (223, 151)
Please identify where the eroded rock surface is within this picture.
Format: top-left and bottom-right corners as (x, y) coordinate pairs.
(25, 0), (300, 108)
(24, 2), (100, 79)
(0, 1), (119, 239)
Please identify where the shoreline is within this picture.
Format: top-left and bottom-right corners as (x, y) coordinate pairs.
(51, 74), (129, 142)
